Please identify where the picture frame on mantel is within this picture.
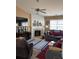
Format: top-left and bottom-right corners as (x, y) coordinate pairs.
(33, 20), (37, 26)
(33, 20), (42, 26)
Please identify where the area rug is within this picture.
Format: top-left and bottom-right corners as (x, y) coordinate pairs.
(36, 46), (48, 59)
(27, 39), (42, 45)
(33, 40), (48, 50)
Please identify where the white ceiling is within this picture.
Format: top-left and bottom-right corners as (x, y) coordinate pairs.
(16, 0), (63, 16)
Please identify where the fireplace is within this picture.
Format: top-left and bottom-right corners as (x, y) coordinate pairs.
(34, 30), (41, 36)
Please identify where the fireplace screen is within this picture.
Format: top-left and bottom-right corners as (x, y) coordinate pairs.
(34, 30), (41, 36)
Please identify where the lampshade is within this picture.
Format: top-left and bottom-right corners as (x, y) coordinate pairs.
(45, 25), (48, 28)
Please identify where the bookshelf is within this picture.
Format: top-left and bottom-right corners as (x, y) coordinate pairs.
(16, 17), (28, 33)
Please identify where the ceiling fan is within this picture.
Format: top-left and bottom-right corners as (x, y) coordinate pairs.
(34, 8), (46, 14)
(31, 0), (46, 14)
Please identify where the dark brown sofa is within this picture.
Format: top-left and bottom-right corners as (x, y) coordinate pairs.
(16, 38), (33, 59)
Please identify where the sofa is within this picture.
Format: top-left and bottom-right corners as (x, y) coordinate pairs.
(16, 38), (33, 59)
(45, 30), (63, 42)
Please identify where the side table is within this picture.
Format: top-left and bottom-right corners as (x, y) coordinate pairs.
(48, 41), (55, 47)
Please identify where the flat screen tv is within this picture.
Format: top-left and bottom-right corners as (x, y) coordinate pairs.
(16, 17), (28, 26)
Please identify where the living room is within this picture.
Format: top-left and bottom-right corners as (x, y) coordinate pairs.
(16, 0), (63, 59)
(1, 0), (79, 59)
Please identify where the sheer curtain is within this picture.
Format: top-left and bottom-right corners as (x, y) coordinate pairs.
(50, 20), (63, 30)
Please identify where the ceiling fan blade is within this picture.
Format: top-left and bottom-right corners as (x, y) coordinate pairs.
(31, 8), (46, 14)
(39, 10), (46, 14)
(41, 9), (46, 10)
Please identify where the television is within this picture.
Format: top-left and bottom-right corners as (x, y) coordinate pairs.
(16, 17), (28, 26)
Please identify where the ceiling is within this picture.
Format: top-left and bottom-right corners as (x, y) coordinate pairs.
(16, 0), (63, 16)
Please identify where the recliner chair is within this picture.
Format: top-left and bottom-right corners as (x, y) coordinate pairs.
(16, 38), (33, 59)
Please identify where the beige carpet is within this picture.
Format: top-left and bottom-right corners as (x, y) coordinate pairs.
(31, 48), (40, 59)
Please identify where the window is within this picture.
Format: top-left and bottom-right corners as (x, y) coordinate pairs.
(50, 20), (63, 30)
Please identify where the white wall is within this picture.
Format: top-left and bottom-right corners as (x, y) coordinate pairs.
(31, 13), (45, 38)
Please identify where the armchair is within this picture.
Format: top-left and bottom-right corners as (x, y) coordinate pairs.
(16, 38), (33, 59)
